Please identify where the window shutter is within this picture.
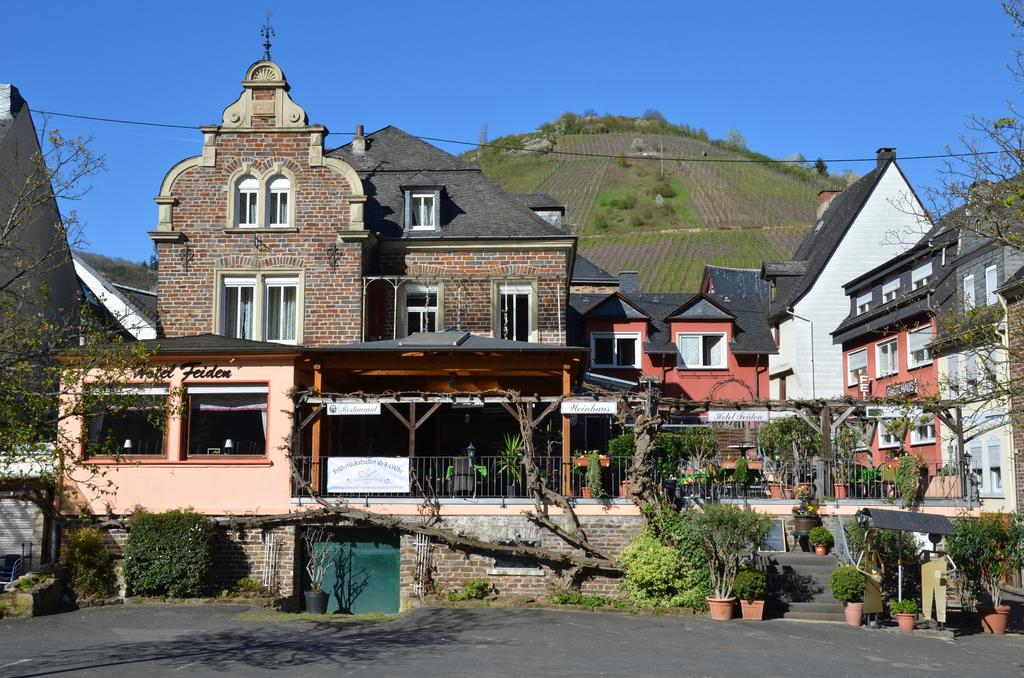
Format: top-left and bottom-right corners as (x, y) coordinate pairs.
(848, 350), (867, 371)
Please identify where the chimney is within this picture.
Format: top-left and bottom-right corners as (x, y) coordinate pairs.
(876, 147), (896, 169)
(352, 123), (366, 155)
(619, 271), (639, 295)
(816, 190), (842, 219)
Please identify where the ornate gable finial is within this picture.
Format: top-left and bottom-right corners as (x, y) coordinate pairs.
(260, 11), (275, 61)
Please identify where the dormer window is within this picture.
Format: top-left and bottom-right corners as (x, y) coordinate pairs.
(236, 176), (259, 227)
(404, 187), (442, 232)
(855, 291), (872, 315)
(268, 176), (290, 227)
(882, 278), (900, 303)
(911, 262), (932, 290)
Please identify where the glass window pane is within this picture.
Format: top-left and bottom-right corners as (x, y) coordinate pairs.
(594, 337), (613, 365)
(224, 288), (239, 337)
(513, 293), (529, 341)
(266, 286), (282, 341)
(188, 393), (267, 456)
(86, 395), (165, 457)
(239, 287), (254, 339)
(616, 337), (636, 366)
(704, 335), (723, 367)
(282, 286), (296, 340)
(678, 335), (700, 367)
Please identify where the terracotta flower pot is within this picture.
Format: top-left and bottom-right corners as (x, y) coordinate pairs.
(895, 612), (916, 632)
(619, 480), (631, 497)
(844, 601), (864, 627)
(581, 487), (592, 499)
(768, 483), (782, 499)
(834, 484), (848, 499)
(707, 597), (736, 621)
(740, 599), (764, 621)
(814, 544), (828, 556)
(978, 604), (1011, 634)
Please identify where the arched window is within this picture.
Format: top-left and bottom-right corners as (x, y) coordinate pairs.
(236, 176), (259, 227)
(268, 176), (290, 227)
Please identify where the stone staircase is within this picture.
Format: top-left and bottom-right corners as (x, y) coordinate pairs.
(765, 550), (846, 622)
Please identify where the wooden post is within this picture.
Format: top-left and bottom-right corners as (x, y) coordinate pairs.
(562, 362), (572, 496)
(311, 363), (323, 493)
(408, 402), (417, 458)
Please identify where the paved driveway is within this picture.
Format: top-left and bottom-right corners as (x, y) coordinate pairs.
(1, 603), (1023, 677)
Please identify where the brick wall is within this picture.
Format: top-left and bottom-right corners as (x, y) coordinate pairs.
(371, 249), (569, 343)
(1008, 294), (1024, 511)
(157, 131), (363, 344)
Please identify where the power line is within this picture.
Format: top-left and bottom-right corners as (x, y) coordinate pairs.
(31, 108), (1007, 165)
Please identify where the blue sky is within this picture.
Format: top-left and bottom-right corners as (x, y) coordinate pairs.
(3, 1), (1019, 263)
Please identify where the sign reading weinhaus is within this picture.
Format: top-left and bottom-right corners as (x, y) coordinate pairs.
(561, 400), (619, 415)
(326, 402), (382, 416)
(327, 457), (410, 493)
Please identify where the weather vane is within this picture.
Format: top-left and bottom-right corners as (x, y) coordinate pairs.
(260, 11), (275, 61)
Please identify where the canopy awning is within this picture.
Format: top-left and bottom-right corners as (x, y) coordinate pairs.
(856, 508), (953, 535)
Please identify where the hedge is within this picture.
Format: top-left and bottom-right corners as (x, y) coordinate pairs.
(123, 509), (214, 597)
(63, 528), (116, 598)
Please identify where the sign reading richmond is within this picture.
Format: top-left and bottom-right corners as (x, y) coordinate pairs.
(326, 457), (411, 493)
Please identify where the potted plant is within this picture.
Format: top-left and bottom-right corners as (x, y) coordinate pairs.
(575, 450), (610, 467)
(790, 494), (822, 551)
(830, 565), (865, 627)
(497, 433), (524, 491)
(585, 450), (607, 499)
(833, 424), (861, 499)
(733, 568), (767, 621)
(889, 598), (918, 632)
(733, 457), (750, 497)
(947, 513), (1023, 634)
(808, 526), (834, 556)
(302, 525), (333, 614)
(695, 504), (773, 621)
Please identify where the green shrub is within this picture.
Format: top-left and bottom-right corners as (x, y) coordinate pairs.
(586, 451), (607, 499)
(123, 509), (214, 597)
(808, 526), (834, 548)
(733, 568), (767, 601)
(889, 598), (918, 614)
(550, 591), (608, 607)
(62, 528), (116, 598)
(448, 578), (491, 601)
(694, 504), (773, 600)
(733, 457), (750, 486)
(233, 576), (266, 596)
(621, 515), (711, 610)
(830, 566), (864, 603)
(607, 432), (635, 458)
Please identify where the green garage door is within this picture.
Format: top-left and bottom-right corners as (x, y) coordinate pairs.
(314, 528), (400, 614)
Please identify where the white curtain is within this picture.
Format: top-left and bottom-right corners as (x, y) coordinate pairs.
(678, 335), (700, 367)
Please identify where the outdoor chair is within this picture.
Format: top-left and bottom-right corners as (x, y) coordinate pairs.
(0, 554), (23, 585)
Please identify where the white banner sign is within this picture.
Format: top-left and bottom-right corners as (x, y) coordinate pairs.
(707, 410), (770, 423)
(326, 402), (382, 416)
(561, 400), (619, 415)
(326, 457), (410, 493)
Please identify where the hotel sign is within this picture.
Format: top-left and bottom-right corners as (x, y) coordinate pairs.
(326, 402), (382, 416)
(327, 457), (410, 493)
(561, 400), (619, 415)
(886, 380), (918, 398)
(707, 410), (770, 423)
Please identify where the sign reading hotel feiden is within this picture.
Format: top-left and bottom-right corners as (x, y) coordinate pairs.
(707, 410), (770, 423)
(326, 457), (410, 493)
(561, 400), (619, 415)
(326, 402), (382, 416)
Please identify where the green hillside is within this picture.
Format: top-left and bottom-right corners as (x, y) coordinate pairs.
(75, 250), (156, 291)
(468, 113), (847, 290)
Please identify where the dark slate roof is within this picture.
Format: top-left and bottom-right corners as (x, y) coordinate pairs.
(702, 267), (776, 355)
(309, 330), (585, 353)
(857, 508), (952, 535)
(138, 334), (298, 355)
(760, 261), (808, 277)
(765, 162), (893, 321)
(569, 290), (777, 356)
(998, 265), (1024, 295)
(583, 294), (649, 320)
(0, 85), (26, 145)
(666, 297), (734, 321)
(327, 127), (569, 240)
(703, 265), (769, 297)
(571, 255), (617, 285)
(832, 292), (932, 345)
(513, 192), (565, 212)
(112, 283), (158, 327)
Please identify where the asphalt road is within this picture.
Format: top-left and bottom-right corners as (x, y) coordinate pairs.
(1, 603), (1023, 678)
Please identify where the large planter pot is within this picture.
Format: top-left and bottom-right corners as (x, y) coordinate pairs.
(305, 591), (329, 615)
(895, 613), (916, 632)
(707, 597), (736, 621)
(844, 602), (864, 627)
(619, 480), (631, 498)
(575, 456), (610, 467)
(581, 487), (593, 499)
(739, 599), (765, 621)
(791, 515), (822, 536)
(768, 482), (782, 499)
(814, 544), (828, 556)
(781, 487), (796, 499)
(834, 483), (848, 500)
(978, 604), (1012, 634)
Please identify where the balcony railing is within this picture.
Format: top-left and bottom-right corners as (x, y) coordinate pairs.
(292, 456), (976, 505)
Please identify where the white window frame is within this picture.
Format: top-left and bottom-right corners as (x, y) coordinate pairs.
(403, 284), (440, 336)
(236, 176), (259, 228)
(267, 176), (290, 227)
(590, 332), (641, 368)
(963, 274), (976, 309)
(218, 272), (303, 344)
(222, 276), (257, 340)
(882, 278), (900, 303)
(907, 325), (933, 369)
(855, 292), (872, 315)
(847, 349), (868, 387)
(410, 192), (437, 231)
(879, 422), (902, 450)
(676, 332), (728, 370)
(496, 282), (535, 342)
(985, 265), (998, 305)
(910, 419), (936, 445)
(876, 338), (898, 377)
(263, 276), (299, 344)
(911, 262), (932, 290)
